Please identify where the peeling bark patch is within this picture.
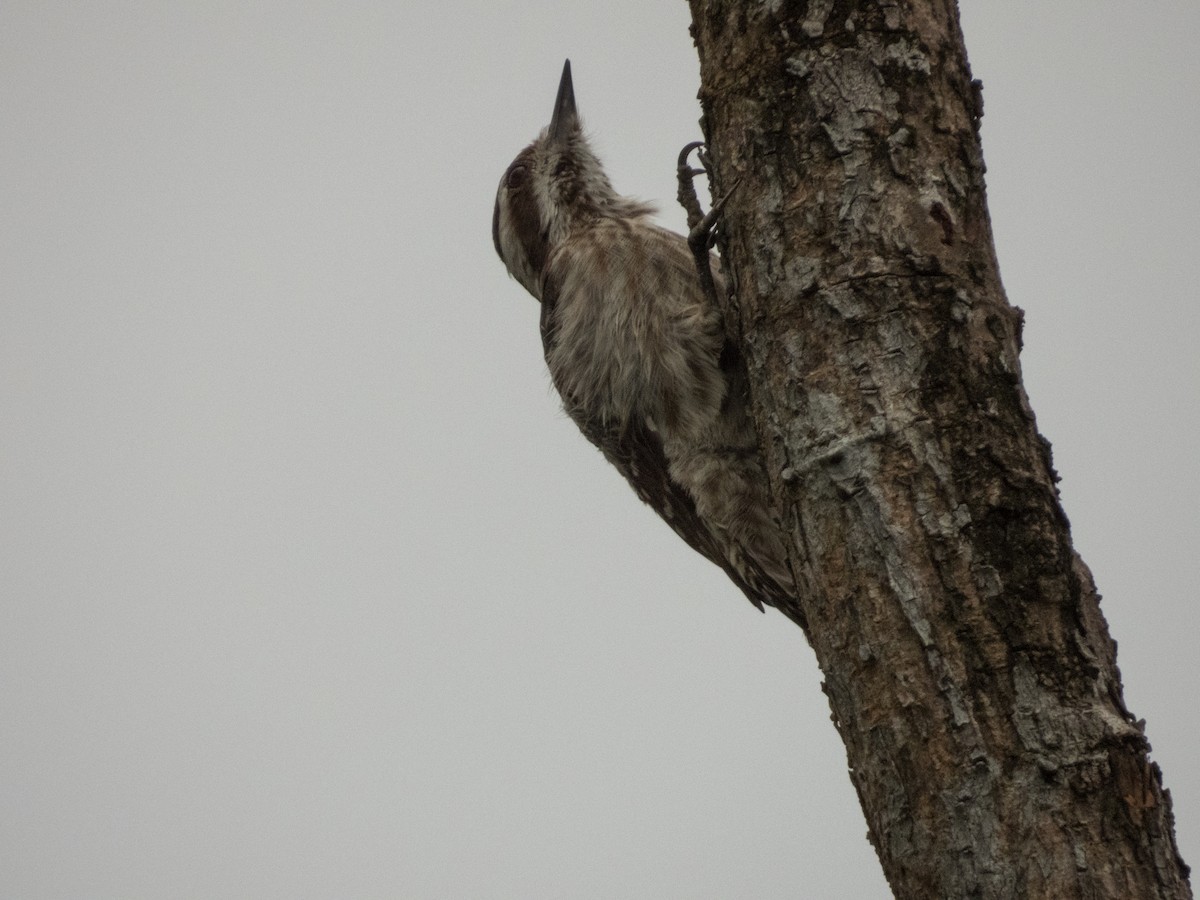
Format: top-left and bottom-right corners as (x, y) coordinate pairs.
(929, 201), (955, 245)
(800, 0), (833, 37)
(881, 37), (932, 75)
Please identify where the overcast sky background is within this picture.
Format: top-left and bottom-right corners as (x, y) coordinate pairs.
(3, 3), (1198, 898)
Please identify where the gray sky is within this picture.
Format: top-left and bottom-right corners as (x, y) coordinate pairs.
(2, 3), (1197, 898)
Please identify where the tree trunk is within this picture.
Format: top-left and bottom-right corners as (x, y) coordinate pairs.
(686, 2), (1192, 897)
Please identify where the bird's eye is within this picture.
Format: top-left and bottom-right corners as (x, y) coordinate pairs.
(506, 165), (527, 189)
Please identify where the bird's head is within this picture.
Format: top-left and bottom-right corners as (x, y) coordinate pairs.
(492, 60), (636, 300)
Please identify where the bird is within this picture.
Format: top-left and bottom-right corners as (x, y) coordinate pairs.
(492, 60), (804, 628)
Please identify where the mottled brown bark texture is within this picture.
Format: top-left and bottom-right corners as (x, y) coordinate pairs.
(686, 1), (1192, 897)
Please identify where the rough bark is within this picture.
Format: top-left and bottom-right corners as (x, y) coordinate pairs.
(686, 2), (1192, 897)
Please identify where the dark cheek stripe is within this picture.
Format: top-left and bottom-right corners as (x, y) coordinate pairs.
(509, 182), (547, 277)
(491, 197), (504, 259)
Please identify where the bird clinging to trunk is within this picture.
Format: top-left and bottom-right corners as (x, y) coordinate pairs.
(493, 60), (804, 629)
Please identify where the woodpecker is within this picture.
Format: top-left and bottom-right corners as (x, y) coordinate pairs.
(493, 60), (803, 626)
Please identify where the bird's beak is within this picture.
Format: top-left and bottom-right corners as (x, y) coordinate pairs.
(548, 59), (577, 145)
